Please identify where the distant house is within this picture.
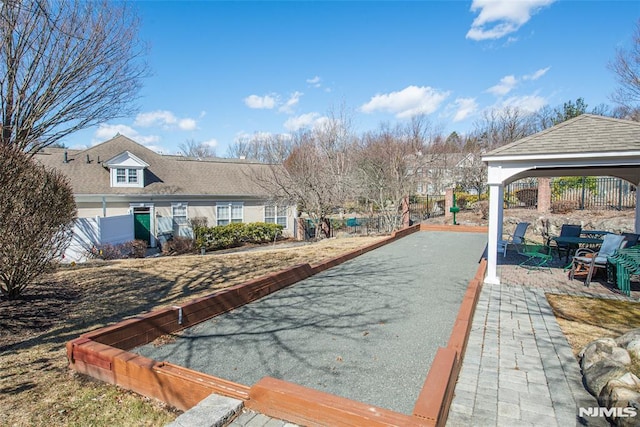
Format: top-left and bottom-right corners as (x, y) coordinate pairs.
(35, 135), (296, 249)
(413, 152), (470, 195)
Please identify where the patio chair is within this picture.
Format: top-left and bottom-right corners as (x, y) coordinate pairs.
(569, 233), (626, 286)
(498, 222), (529, 257)
(622, 232), (640, 248)
(550, 224), (582, 262)
(515, 238), (553, 272)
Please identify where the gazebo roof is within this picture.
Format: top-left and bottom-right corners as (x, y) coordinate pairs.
(482, 114), (640, 185)
(485, 114), (640, 158)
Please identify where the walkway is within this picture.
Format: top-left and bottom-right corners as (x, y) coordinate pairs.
(446, 251), (638, 426)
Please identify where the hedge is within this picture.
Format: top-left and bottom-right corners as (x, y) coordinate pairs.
(193, 222), (284, 250)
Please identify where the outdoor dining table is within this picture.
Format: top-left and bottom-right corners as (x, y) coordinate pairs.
(549, 235), (604, 264)
(549, 235), (604, 247)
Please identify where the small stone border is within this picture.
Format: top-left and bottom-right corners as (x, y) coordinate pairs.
(579, 329), (640, 426)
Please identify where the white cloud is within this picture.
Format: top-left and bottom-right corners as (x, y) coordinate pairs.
(466, 0), (555, 41)
(178, 118), (197, 131)
(487, 75), (518, 96)
(134, 110), (177, 127)
(201, 138), (218, 148)
(279, 91), (303, 114)
(244, 94), (277, 109)
(452, 98), (479, 122)
(360, 85), (450, 118)
(306, 76), (322, 87)
(523, 66), (551, 81)
(134, 110), (199, 132)
(500, 94), (547, 113)
(283, 112), (327, 131)
(93, 123), (163, 152)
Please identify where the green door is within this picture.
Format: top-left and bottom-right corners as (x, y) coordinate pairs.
(134, 213), (151, 245)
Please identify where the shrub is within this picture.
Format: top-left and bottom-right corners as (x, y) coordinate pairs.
(0, 145), (76, 300)
(193, 222), (284, 251)
(514, 188), (538, 207)
(88, 239), (148, 260)
(244, 222), (282, 243)
(161, 236), (194, 255)
(130, 240), (148, 258)
(551, 200), (578, 214)
(552, 176), (597, 198)
(475, 200), (490, 220)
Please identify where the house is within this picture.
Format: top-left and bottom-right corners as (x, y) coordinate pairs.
(412, 152), (474, 195)
(35, 135), (296, 249)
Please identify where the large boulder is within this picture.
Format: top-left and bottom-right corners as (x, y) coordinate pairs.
(580, 338), (631, 371)
(627, 339), (640, 359)
(616, 330), (640, 348)
(583, 359), (631, 397)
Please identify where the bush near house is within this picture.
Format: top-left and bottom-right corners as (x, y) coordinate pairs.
(193, 222), (284, 251)
(88, 240), (148, 260)
(514, 188), (538, 207)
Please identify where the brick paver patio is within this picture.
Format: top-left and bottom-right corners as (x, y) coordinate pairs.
(447, 247), (638, 427)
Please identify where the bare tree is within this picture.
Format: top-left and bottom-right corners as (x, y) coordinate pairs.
(226, 133), (293, 163)
(455, 135), (488, 195)
(0, 0), (148, 154)
(257, 111), (355, 239)
(0, 145), (76, 300)
(355, 122), (428, 231)
(179, 139), (217, 158)
(609, 19), (640, 117)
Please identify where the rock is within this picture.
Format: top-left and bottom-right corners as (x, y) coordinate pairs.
(627, 339), (640, 359)
(580, 337), (617, 357)
(616, 329), (640, 347)
(583, 359), (631, 397)
(600, 374), (640, 407)
(600, 386), (640, 427)
(580, 338), (620, 370)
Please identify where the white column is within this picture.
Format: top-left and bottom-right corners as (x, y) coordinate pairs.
(485, 183), (503, 285)
(497, 186), (504, 243)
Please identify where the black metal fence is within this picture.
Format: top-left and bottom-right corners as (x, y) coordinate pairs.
(505, 177), (636, 210)
(408, 195), (446, 223)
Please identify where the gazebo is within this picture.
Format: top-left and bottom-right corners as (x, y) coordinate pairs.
(482, 114), (640, 284)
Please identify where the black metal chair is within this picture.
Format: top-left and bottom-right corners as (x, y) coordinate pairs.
(550, 224), (582, 262)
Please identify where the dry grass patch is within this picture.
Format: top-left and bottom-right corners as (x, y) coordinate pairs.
(547, 294), (640, 357)
(0, 235), (386, 427)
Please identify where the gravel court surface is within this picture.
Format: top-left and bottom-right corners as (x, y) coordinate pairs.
(135, 231), (487, 414)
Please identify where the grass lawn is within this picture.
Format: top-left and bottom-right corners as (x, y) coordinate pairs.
(0, 235), (386, 427)
(547, 294), (640, 376)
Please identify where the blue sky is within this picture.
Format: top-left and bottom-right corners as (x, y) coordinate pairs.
(63, 0), (640, 155)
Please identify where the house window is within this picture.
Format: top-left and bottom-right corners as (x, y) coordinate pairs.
(172, 203), (189, 237)
(265, 205), (287, 228)
(217, 202), (243, 226)
(113, 168), (141, 187)
(127, 169), (138, 184)
(116, 168), (126, 183)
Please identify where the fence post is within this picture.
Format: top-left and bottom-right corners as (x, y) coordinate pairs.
(401, 196), (410, 228)
(537, 178), (551, 213)
(581, 176), (586, 210)
(618, 179), (623, 211)
(445, 188), (454, 219)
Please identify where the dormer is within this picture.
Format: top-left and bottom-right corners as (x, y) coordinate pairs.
(104, 151), (149, 188)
